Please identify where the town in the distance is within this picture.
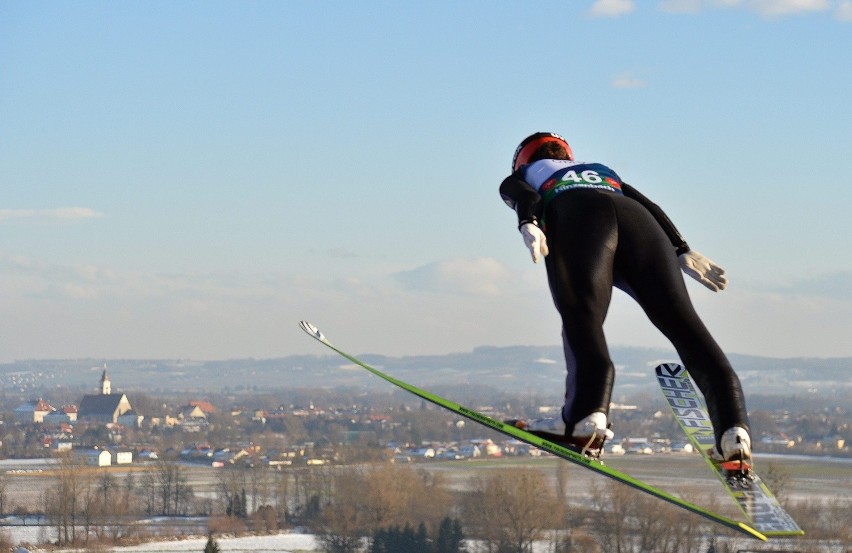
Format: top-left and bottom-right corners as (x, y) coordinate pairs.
(6, 357), (849, 468)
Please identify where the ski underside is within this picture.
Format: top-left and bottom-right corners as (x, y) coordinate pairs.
(655, 363), (804, 537)
(299, 321), (770, 541)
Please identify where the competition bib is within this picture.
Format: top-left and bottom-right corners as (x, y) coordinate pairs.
(523, 159), (623, 205)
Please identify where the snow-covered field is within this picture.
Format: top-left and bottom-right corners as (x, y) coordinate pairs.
(31, 532), (319, 553)
(115, 533), (318, 553)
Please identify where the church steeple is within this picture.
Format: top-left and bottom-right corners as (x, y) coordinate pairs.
(100, 364), (111, 395)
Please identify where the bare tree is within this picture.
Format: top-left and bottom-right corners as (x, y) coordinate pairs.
(272, 468), (290, 520)
(762, 462), (791, 506)
(588, 480), (713, 553)
(317, 472), (368, 553)
(139, 468), (158, 515)
(316, 462), (455, 552)
(252, 504), (278, 534)
(589, 479), (634, 553)
(463, 466), (564, 553)
(247, 460), (270, 514)
(0, 473), (8, 515)
(357, 463), (452, 534)
(44, 454), (92, 545)
(216, 468), (244, 517)
(292, 466), (334, 523)
(148, 459), (192, 515)
(0, 529), (12, 552)
(788, 497), (851, 542)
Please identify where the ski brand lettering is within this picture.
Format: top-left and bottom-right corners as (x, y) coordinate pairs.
(659, 374), (716, 436)
(658, 363), (684, 377)
(655, 363), (803, 537)
(658, 376), (690, 389)
(732, 487), (797, 532)
(674, 409), (710, 427)
(458, 406), (502, 431)
(666, 392), (699, 404)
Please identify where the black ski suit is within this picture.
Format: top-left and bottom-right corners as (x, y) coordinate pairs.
(500, 159), (749, 449)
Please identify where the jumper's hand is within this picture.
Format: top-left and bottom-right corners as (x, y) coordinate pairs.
(679, 250), (728, 292)
(520, 222), (549, 264)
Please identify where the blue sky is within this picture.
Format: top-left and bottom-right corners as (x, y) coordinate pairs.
(1, 0), (850, 361)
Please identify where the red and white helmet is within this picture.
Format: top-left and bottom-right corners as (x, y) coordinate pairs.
(512, 132), (574, 172)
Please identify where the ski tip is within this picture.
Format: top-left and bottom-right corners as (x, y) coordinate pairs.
(738, 522), (768, 541)
(299, 321), (326, 342)
(654, 362), (686, 377)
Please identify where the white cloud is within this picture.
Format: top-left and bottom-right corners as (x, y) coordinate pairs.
(590, 0), (636, 17)
(0, 207), (103, 222)
(658, 0), (833, 17)
(395, 257), (511, 297)
(748, 0), (830, 17)
(837, 0), (852, 20)
(772, 270), (852, 300)
(612, 72), (647, 89)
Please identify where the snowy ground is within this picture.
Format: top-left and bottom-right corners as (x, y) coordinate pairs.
(15, 529), (845, 553)
(29, 532), (319, 553)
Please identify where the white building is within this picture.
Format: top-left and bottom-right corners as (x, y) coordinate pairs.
(79, 449), (112, 467)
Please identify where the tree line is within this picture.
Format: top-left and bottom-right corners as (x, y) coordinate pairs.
(6, 454), (849, 552)
(303, 462), (848, 553)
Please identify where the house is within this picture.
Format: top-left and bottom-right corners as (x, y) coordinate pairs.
(178, 405), (209, 432)
(78, 449), (112, 467)
(14, 399), (55, 423)
(149, 415), (180, 428)
(112, 449), (133, 465)
(43, 405), (78, 425)
(78, 366), (133, 424)
(410, 447), (436, 459)
(181, 443), (214, 461)
(53, 441), (74, 452)
(117, 410), (144, 428)
(470, 439), (502, 457)
(459, 444), (481, 458)
(137, 449), (159, 461)
(42, 422), (75, 452)
(179, 405), (207, 420)
(189, 400), (217, 415)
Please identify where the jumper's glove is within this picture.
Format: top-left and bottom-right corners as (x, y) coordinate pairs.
(679, 250), (728, 292)
(520, 222), (549, 264)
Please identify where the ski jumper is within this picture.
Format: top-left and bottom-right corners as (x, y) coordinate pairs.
(500, 159), (750, 450)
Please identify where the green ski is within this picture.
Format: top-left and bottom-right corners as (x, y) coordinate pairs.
(299, 321), (768, 541)
(655, 363), (804, 537)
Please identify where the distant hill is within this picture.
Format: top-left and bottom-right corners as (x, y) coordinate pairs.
(2, 346), (851, 400)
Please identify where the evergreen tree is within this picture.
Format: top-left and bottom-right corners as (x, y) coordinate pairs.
(370, 527), (387, 553)
(371, 523), (431, 553)
(371, 519), (465, 553)
(414, 522), (430, 553)
(204, 534), (221, 553)
(435, 517), (466, 553)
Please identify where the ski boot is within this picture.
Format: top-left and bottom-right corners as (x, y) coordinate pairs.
(506, 412), (614, 459)
(710, 426), (754, 487)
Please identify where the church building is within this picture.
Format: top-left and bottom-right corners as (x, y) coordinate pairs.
(78, 365), (133, 424)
